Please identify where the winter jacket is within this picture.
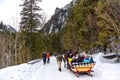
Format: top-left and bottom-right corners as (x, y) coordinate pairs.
(56, 54), (64, 61)
(68, 57), (73, 63)
(42, 53), (47, 59)
(83, 58), (90, 63)
(46, 53), (50, 59)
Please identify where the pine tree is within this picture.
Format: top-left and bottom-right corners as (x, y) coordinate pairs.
(20, 0), (42, 32)
(19, 0), (42, 60)
(62, 0), (99, 53)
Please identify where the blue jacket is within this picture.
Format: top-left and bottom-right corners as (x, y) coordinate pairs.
(83, 58), (90, 63)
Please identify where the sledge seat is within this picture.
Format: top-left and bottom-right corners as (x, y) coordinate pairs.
(69, 62), (95, 77)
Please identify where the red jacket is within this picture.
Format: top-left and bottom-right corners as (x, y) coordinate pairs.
(46, 53), (50, 58)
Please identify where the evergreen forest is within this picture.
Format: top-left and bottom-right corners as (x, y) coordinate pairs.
(0, 0), (120, 68)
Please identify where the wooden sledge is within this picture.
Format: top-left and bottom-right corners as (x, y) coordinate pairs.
(69, 62), (95, 77)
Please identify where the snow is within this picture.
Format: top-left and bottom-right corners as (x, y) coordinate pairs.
(49, 24), (53, 34)
(0, 53), (120, 80)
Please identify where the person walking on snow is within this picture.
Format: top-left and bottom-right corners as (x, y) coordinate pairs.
(42, 52), (47, 65)
(46, 52), (50, 63)
(56, 53), (65, 71)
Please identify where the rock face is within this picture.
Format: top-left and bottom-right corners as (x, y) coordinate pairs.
(0, 23), (17, 33)
(42, 0), (76, 34)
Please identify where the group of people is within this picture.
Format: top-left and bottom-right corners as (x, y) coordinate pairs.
(42, 52), (64, 71)
(42, 50), (94, 72)
(67, 51), (94, 65)
(63, 50), (94, 69)
(42, 52), (50, 65)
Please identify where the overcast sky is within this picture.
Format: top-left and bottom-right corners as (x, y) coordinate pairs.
(0, 0), (72, 31)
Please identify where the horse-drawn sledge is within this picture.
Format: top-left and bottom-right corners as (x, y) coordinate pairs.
(64, 51), (95, 77)
(68, 61), (95, 77)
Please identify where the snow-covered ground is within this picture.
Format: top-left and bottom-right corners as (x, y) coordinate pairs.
(0, 52), (120, 80)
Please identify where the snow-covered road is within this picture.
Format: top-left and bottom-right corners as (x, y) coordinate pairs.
(0, 53), (120, 80)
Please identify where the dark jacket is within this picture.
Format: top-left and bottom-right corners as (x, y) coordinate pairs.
(43, 53), (47, 59)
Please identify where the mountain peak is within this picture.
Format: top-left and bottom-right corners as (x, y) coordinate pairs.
(42, 0), (75, 34)
(0, 22), (17, 33)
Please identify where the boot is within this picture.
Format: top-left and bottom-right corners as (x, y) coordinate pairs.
(58, 67), (62, 71)
(44, 62), (46, 65)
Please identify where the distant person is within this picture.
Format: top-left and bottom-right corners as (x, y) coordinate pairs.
(54, 53), (57, 57)
(46, 52), (50, 63)
(81, 51), (86, 61)
(42, 52), (47, 65)
(56, 53), (65, 71)
(63, 50), (68, 68)
(65, 49), (73, 69)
